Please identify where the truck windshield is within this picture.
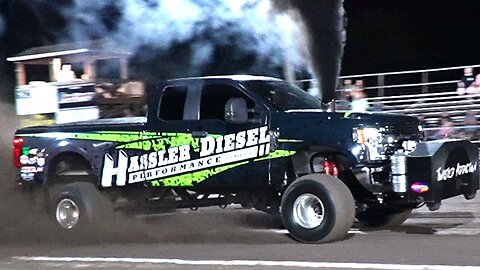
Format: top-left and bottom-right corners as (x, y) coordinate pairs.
(242, 80), (323, 110)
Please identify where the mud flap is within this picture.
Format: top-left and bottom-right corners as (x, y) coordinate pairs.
(406, 140), (479, 208)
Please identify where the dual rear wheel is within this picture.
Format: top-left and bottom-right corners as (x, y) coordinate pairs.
(51, 182), (114, 233)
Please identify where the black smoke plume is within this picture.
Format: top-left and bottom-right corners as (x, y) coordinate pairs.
(273, 0), (345, 103)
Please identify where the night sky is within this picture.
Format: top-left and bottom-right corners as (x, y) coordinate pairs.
(0, 0), (479, 102)
(343, 0), (480, 74)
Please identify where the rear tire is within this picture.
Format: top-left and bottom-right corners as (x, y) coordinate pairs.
(51, 182), (113, 233)
(281, 174), (355, 243)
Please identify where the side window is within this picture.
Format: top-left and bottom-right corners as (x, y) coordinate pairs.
(200, 84), (255, 121)
(158, 86), (187, 120)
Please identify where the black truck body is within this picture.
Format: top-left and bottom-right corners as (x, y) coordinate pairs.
(13, 75), (479, 243)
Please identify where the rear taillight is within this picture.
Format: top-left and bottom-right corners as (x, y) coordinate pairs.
(323, 160), (339, 177)
(13, 137), (24, 168)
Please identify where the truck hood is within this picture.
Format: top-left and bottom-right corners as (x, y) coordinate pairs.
(285, 109), (419, 126)
(274, 110), (421, 154)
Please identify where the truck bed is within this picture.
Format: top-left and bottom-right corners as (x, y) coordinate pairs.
(18, 116), (147, 133)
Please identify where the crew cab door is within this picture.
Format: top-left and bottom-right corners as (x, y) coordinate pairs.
(114, 81), (271, 188)
(102, 83), (199, 188)
(190, 81), (272, 188)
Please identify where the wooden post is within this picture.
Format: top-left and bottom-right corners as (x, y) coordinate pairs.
(50, 58), (61, 82)
(83, 59), (96, 80)
(15, 63), (26, 86)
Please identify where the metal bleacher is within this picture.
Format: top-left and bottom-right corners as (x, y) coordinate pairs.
(299, 64), (480, 144)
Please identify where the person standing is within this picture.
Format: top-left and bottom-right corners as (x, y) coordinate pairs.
(351, 80), (369, 112)
(307, 79), (320, 99)
(461, 67), (475, 89)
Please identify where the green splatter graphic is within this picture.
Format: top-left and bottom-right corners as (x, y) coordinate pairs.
(116, 133), (202, 151)
(149, 149), (296, 187)
(18, 131), (150, 143)
(72, 132), (140, 142)
(151, 161), (249, 187)
(158, 133), (201, 150)
(254, 150), (296, 162)
(17, 131), (202, 151)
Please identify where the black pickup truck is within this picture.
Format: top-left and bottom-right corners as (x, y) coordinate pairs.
(13, 75), (479, 243)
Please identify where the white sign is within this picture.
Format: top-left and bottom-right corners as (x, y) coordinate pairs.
(16, 83), (59, 115)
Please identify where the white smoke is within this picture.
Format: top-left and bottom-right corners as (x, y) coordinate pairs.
(62, 0), (307, 72)
(61, 0), (116, 40)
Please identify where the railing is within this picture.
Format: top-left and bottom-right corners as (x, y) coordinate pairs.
(297, 64), (480, 144)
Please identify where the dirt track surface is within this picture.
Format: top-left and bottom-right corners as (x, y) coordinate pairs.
(1, 198), (480, 269)
(2, 102), (480, 269)
(0, 101), (21, 231)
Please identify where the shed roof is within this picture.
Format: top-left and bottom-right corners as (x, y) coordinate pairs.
(7, 39), (130, 63)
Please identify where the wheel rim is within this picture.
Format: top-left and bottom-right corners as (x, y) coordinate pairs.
(292, 193), (325, 229)
(56, 198), (80, 229)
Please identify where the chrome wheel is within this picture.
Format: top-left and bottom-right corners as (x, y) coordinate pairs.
(292, 193), (325, 229)
(56, 198), (80, 229)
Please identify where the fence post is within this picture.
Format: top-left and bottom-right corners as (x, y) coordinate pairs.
(422, 72), (429, 93)
(377, 75), (385, 96)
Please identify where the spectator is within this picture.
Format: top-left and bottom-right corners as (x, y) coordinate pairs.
(351, 81), (369, 112)
(434, 112), (454, 139)
(371, 100), (384, 112)
(418, 115), (429, 138)
(354, 79), (365, 91)
(456, 81), (466, 95)
(471, 74), (480, 98)
(343, 79), (355, 93)
(307, 80), (320, 99)
(461, 67), (475, 89)
(335, 89), (350, 111)
(462, 110), (478, 139)
(418, 115), (426, 126)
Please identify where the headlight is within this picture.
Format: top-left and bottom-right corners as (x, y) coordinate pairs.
(353, 127), (386, 161)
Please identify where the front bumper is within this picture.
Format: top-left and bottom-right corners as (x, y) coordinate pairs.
(354, 140), (479, 210)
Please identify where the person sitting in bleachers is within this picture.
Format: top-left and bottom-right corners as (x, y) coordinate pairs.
(456, 81), (466, 95)
(434, 112), (454, 139)
(461, 110), (478, 140)
(470, 74), (480, 99)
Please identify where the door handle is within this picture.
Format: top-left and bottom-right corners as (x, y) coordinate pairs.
(192, 131), (208, 138)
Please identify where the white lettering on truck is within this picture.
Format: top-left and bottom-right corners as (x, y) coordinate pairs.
(101, 126), (271, 187)
(436, 161), (477, 181)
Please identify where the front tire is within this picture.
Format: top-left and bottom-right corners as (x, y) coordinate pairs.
(281, 174), (355, 243)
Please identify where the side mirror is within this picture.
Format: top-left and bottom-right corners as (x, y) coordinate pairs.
(225, 98), (249, 124)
